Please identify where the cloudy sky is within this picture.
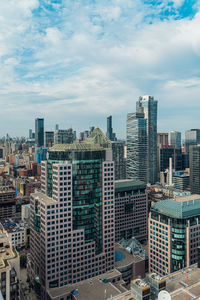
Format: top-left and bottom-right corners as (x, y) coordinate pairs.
(1, 0), (200, 138)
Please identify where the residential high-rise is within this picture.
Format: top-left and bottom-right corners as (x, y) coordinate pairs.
(185, 129), (200, 153)
(136, 96), (158, 184)
(35, 118), (44, 147)
(54, 128), (74, 144)
(190, 145), (200, 194)
(126, 112), (147, 183)
(168, 131), (181, 149)
(106, 115), (113, 141)
(28, 143), (115, 298)
(149, 195), (200, 276)
(44, 131), (54, 147)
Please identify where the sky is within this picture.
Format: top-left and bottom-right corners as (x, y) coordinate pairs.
(1, 0), (200, 139)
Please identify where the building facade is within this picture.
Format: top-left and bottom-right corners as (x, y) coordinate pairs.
(111, 141), (126, 180)
(106, 116), (113, 141)
(168, 131), (181, 149)
(126, 113), (147, 183)
(185, 129), (200, 153)
(0, 186), (16, 219)
(149, 195), (200, 276)
(136, 96), (158, 184)
(44, 131), (54, 147)
(28, 143), (115, 298)
(115, 180), (147, 243)
(54, 129), (74, 145)
(35, 118), (44, 147)
(190, 145), (200, 194)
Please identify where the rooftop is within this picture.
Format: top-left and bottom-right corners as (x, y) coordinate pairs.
(152, 197), (200, 219)
(33, 192), (56, 204)
(115, 179), (146, 193)
(48, 269), (125, 300)
(49, 143), (103, 152)
(0, 229), (18, 269)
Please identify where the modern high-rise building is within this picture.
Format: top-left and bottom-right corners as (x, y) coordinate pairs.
(157, 133), (168, 148)
(44, 131), (54, 147)
(28, 143), (115, 298)
(35, 118), (44, 147)
(54, 129), (74, 144)
(158, 147), (182, 174)
(111, 141), (126, 180)
(168, 131), (181, 149)
(190, 145), (200, 194)
(149, 195), (200, 276)
(115, 179), (147, 242)
(185, 129), (200, 153)
(106, 115), (113, 141)
(29, 129), (33, 139)
(136, 96), (158, 184)
(126, 112), (147, 183)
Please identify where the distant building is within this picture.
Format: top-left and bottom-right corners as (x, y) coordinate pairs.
(112, 141), (126, 180)
(54, 129), (74, 144)
(173, 171), (190, 190)
(115, 180), (147, 243)
(190, 145), (200, 194)
(158, 147), (182, 174)
(107, 115), (113, 141)
(157, 133), (168, 148)
(185, 129), (200, 153)
(35, 118), (44, 147)
(126, 112), (147, 183)
(168, 131), (181, 149)
(44, 131), (54, 147)
(136, 96), (158, 184)
(149, 195), (200, 276)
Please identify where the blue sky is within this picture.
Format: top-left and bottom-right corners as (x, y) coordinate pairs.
(1, 0), (200, 138)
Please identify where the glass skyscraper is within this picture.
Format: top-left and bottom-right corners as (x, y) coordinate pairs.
(126, 112), (147, 182)
(136, 96), (158, 184)
(35, 118), (44, 147)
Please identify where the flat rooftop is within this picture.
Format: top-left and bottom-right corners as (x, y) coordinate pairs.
(115, 180), (146, 193)
(33, 192), (56, 204)
(152, 198), (200, 219)
(48, 269), (125, 300)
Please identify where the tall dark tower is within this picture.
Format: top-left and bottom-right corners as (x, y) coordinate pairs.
(35, 118), (44, 147)
(106, 115), (113, 141)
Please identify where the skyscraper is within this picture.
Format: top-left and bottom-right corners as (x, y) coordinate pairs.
(35, 118), (44, 147)
(44, 131), (54, 147)
(136, 96), (158, 184)
(168, 131), (181, 149)
(54, 128), (74, 144)
(190, 145), (200, 194)
(28, 143), (115, 298)
(185, 129), (200, 153)
(126, 112), (147, 182)
(106, 115), (113, 141)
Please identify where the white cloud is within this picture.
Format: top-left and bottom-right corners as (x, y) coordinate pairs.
(0, 0), (200, 137)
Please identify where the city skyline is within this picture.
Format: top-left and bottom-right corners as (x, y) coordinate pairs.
(1, 1), (200, 136)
